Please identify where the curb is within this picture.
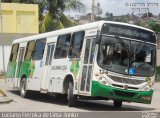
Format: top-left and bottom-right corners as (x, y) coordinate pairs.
(0, 89), (12, 103)
(0, 97), (13, 103)
(0, 89), (7, 96)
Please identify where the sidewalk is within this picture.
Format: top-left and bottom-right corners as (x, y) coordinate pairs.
(0, 89), (12, 103)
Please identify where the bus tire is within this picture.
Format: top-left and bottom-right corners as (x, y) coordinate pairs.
(20, 78), (28, 98)
(67, 82), (76, 107)
(113, 100), (122, 108)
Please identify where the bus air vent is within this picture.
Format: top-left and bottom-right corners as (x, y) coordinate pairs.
(114, 90), (136, 98)
(108, 75), (145, 85)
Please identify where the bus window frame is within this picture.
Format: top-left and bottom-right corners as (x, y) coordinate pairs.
(24, 40), (36, 61)
(69, 31), (85, 58)
(54, 34), (71, 59)
(32, 39), (46, 60)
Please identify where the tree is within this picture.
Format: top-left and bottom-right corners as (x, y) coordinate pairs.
(148, 20), (160, 34)
(150, 23), (160, 34)
(40, 0), (86, 32)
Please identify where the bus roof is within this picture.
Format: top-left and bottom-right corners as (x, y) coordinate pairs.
(13, 21), (154, 44)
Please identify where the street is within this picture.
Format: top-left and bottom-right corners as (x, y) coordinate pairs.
(0, 79), (160, 112)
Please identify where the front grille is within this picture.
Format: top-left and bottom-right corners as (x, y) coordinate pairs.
(114, 90), (136, 98)
(108, 75), (145, 85)
(112, 84), (139, 90)
(112, 84), (123, 88)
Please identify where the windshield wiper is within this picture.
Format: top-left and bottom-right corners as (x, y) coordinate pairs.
(135, 41), (146, 54)
(129, 41), (146, 67)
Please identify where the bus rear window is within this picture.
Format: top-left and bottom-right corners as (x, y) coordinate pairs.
(9, 44), (19, 62)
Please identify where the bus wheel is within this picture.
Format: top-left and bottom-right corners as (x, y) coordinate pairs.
(67, 82), (76, 107)
(113, 100), (122, 108)
(20, 79), (28, 98)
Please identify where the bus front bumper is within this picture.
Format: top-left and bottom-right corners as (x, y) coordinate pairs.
(91, 81), (153, 104)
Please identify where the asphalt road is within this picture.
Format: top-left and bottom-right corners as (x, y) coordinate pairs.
(0, 79), (160, 112)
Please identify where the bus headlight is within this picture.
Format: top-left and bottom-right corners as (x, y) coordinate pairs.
(141, 85), (151, 91)
(98, 76), (109, 85)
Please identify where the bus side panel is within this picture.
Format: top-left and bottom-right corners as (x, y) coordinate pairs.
(27, 79), (41, 91)
(27, 60), (43, 91)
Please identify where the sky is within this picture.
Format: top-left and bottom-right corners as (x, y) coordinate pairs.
(65, 0), (160, 17)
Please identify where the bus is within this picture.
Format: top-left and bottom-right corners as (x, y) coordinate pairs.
(6, 21), (157, 107)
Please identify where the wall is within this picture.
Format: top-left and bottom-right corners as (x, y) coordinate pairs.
(0, 3), (38, 33)
(0, 3), (39, 72)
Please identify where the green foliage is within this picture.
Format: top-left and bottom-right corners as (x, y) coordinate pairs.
(40, 0), (85, 32)
(64, 0), (86, 13)
(40, 12), (63, 32)
(148, 20), (160, 34)
(59, 13), (74, 28)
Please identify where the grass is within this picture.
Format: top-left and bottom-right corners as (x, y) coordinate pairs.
(156, 66), (160, 82)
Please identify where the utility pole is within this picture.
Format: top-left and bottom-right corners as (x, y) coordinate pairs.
(91, 0), (95, 22)
(0, 0), (5, 73)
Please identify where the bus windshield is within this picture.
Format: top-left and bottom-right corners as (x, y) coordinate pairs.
(97, 35), (156, 76)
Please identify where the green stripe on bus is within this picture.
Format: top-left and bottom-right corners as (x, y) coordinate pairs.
(18, 60), (34, 78)
(6, 61), (17, 78)
(91, 81), (153, 104)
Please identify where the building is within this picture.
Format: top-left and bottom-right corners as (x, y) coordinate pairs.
(0, 3), (39, 73)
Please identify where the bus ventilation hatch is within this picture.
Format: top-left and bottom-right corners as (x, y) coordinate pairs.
(114, 90), (136, 98)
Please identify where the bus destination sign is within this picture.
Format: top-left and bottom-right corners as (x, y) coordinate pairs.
(102, 23), (156, 43)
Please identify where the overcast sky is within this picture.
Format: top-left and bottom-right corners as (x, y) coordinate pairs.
(65, 0), (160, 17)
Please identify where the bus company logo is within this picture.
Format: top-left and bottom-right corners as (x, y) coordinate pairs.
(70, 58), (80, 79)
(142, 112), (158, 118)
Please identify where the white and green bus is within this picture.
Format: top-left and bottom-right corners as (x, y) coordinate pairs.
(6, 21), (157, 107)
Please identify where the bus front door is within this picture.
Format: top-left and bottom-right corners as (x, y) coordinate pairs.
(80, 37), (96, 94)
(41, 43), (55, 92)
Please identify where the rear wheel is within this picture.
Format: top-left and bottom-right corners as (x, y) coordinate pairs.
(67, 82), (76, 107)
(20, 79), (28, 98)
(113, 100), (122, 108)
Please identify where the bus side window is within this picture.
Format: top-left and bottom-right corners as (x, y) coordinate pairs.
(24, 41), (35, 61)
(54, 34), (71, 59)
(69, 31), (85, 58)
(9, 44), (19, 62)
(33, 39), (46, 60)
